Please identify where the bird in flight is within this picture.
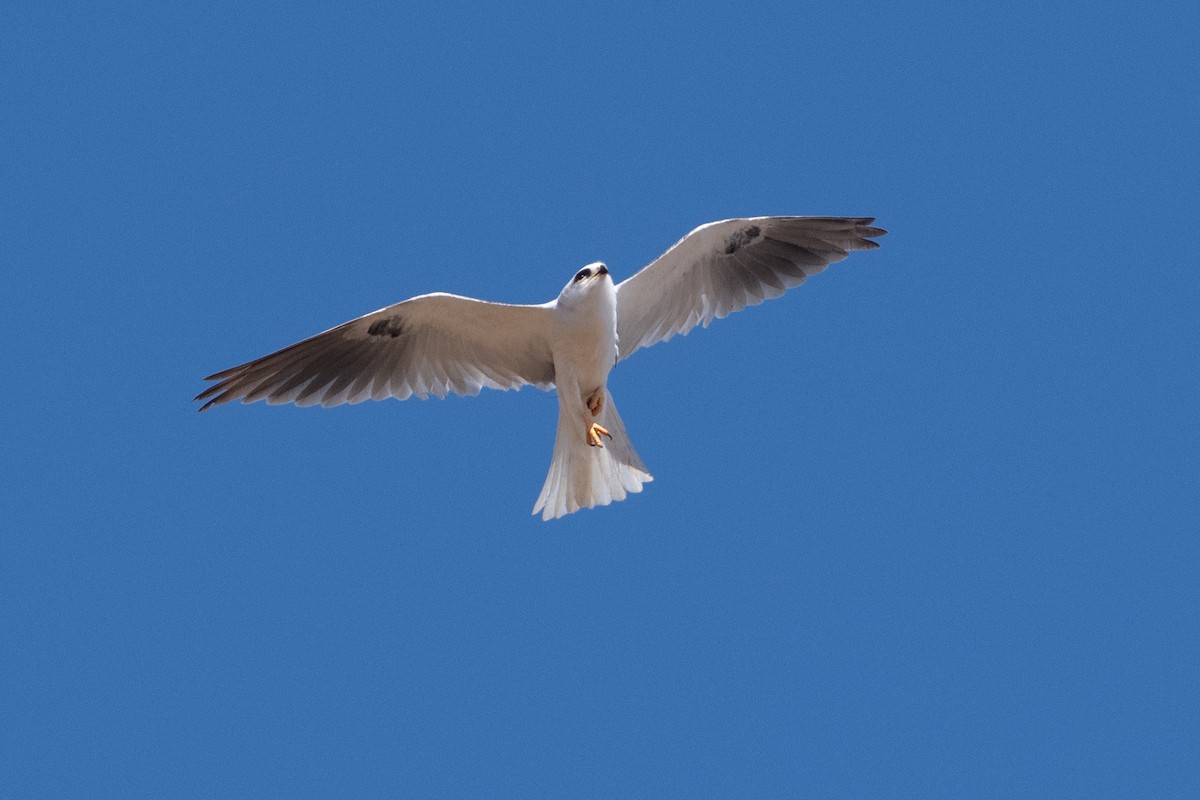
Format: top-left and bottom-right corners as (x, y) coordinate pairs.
(197, 216), (886, 520)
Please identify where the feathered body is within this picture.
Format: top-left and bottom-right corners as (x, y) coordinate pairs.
(534, 264), (651, 520)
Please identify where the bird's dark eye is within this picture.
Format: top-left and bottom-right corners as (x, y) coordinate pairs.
(574, 269), (590, 283)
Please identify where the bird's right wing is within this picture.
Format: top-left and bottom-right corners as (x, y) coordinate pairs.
(615, 216), (885, 361)
(196, 293), (555, 411)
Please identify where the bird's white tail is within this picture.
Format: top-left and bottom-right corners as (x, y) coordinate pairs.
(533, 392), (652, 521)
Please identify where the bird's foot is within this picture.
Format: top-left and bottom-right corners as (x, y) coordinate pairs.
(586, 422), (611, 447)
(586, 389), (605, 417)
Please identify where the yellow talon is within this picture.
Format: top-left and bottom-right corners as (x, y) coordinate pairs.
(586, 422), (611, 447)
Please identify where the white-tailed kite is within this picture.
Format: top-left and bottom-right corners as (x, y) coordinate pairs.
(197, 216), (885, 520)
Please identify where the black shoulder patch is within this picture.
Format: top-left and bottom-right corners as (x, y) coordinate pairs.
(723, 224), (761, 255)
(367, 315), (405, 338)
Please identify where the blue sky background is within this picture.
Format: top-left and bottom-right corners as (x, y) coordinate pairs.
(3, 1), (1197, 797)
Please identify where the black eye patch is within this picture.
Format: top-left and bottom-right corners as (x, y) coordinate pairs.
(574, 269), (590, 282)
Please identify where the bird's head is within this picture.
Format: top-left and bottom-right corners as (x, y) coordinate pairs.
(557, 262), (611, 305)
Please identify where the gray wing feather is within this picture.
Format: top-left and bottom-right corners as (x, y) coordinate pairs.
(196, 293), (555, 411)
(614, 216), (885, 360)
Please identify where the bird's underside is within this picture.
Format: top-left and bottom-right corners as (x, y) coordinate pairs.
(196, 216), (886, 519)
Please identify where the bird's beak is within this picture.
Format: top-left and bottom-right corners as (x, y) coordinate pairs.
(596, 265), (608, 277)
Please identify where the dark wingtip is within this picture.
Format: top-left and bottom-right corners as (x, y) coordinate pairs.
(196, 393), (231, 412)
(195, 380), (229, 411)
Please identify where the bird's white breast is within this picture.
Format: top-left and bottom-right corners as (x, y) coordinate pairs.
(550, 276), (618, 391)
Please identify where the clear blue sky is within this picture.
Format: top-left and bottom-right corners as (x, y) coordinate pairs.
(3, 1), (1197, 797)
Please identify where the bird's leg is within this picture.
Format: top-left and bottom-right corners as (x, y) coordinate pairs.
(586, 387), (605, 417)
(583, 388), (610, 446)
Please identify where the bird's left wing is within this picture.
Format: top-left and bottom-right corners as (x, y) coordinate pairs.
(614, 216), (885, 361)
(196, 292), (555, 411)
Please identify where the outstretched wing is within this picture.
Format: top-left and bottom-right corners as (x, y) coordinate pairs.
(196, 293), (555, 411)
(614, 216), (885, 361)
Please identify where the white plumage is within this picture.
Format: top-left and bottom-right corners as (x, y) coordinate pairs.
(196, 216), (886, 520)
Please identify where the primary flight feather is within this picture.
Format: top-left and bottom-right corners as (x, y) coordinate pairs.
(196, 216), (886, 520)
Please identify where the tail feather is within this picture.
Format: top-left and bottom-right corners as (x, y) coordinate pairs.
(533, 392), (652, 521)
